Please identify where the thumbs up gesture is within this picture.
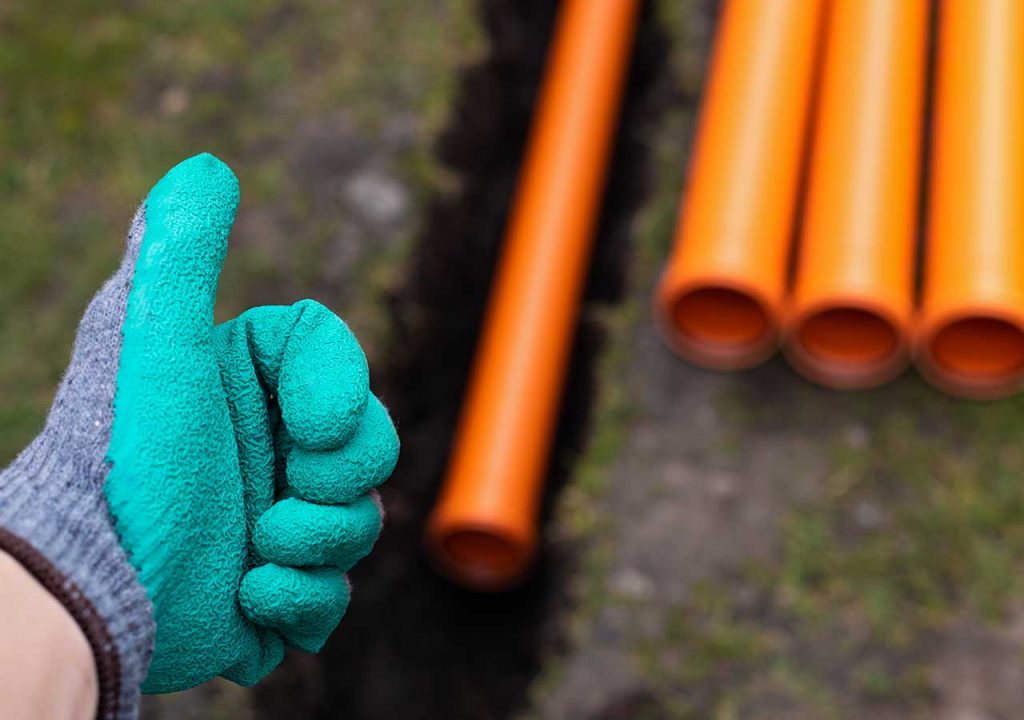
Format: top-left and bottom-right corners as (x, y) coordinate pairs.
(0, 154), (399, 718)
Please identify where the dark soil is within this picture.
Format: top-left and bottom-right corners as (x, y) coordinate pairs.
(253, 1), (671, 718)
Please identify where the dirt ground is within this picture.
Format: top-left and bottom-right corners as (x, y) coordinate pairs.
(7, 1), (1024, 719)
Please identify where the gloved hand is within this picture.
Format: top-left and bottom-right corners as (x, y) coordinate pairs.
(0, 154), (399, 719)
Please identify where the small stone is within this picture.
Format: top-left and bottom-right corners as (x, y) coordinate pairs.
(709, 472), (737, 500)
(158, 86), (190, 117)
(843, 424), (870, 449)
(662, 460), (688, 487)
(609, 568), (655, 601)
(344, 170), (408, 227)
(853, 501), (884, 529)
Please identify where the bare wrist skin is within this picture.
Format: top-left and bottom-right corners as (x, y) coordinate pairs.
(0, 550), (98, 720)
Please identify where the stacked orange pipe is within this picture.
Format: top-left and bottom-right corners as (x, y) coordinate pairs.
(655, 0), (826, 370)
(785, 0), (929, 389)
(916, 0), (1024, 399)
(425, 0), (639, 590)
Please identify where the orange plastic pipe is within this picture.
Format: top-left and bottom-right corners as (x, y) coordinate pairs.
(655, 0), (826, 369)
(425, 0), (639, 590)
(917, 0), (1024, 399)
(784, 0), (929, 389)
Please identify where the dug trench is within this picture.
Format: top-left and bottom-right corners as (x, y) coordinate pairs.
(254, 1), (673, 718)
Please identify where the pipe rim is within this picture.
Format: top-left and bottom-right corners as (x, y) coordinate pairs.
(657, 280), (778, 370)
(785, 301), (909, 390)
(917, 308), (1024, 399)
(426, 520), (536, 592)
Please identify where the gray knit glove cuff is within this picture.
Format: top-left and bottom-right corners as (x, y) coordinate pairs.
(0, 209), (155, 720)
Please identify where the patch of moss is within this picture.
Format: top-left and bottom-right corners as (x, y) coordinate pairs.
(632, 583), (775, 719)
(629, 374), (1024, 715)
(780, 381), (1024, 638)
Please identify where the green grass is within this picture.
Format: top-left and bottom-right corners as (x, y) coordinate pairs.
(0, 0), (481, 462)
(779, 382), (1024, 633)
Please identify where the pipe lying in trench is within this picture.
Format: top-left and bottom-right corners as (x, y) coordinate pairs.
(425, 0), (640, 591)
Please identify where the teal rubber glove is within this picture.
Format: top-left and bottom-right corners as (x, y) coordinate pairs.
(0, 154), (399, 718)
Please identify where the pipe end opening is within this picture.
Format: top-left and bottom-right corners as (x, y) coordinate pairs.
(930, 317), (1024, 382)
(432, 526), (532, 591)
(799, 308), (900, 367)
(789, 307), (905, 389)
(669, 287), (773, 367)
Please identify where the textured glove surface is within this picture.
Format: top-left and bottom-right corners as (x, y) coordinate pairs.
(0, 154), (399, 712)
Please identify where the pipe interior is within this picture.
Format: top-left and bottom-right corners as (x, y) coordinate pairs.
(798, 307), (900, 367)
(671, 287), (770, 349)
(930, 316), (1024, 381)
(439, 528), (526, 583)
